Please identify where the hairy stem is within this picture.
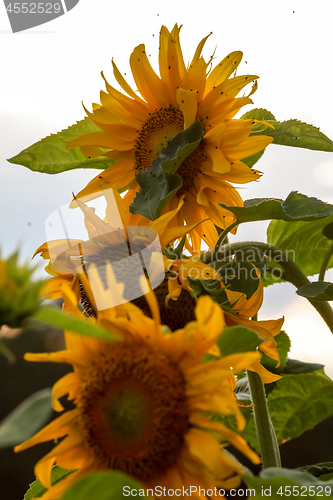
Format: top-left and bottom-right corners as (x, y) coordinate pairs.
(247, 370), (281, 469)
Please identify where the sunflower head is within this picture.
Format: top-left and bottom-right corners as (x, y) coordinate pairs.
(67, 24), (273, 250)
(15, 283), (260, 498)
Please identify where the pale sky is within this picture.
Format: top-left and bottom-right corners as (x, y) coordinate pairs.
(1, 0), (333, 375)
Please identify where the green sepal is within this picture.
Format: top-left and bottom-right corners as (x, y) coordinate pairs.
(33, 307), (119, 341)
(130, 120), (204, 220)
(220, 191), (333, 225)
(8, 118), (114, 174)
(163, 236), (186, 260)
(297, 281), (333, 301)
(243, 467), (333, 499)
(60, 471), (149, 500)
(24, 466), (73, 500)
(0, 388), (52, 448)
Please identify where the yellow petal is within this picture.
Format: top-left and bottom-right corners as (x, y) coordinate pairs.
(248, 360), (282, 383)
(185, 427), (242, 478)
(40, 275), (73, 300)
(190, 413), (260, 464)
(130, 44), (169, 109)
(14, 409), (79, 452)
(260, 339), (280, 367)
(226, 135), (273, 160)
(195, 295), (225, 338)
(204, 145), (230, 174)
(67, 131), (133, 151)
(110, 60), (146, 104)
(219, 119), (253, 150)
(165, 278), (182, 306)
(70, 159), (136, 206)
(205, 51), (243, 94)
(176, 88), (197, 129)
(35, 433), (83, 488)
(51, 372), (80, 412)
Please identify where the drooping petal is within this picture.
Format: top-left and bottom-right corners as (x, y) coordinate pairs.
(248, 360), (282, 383)
(51, 372), (81, 412)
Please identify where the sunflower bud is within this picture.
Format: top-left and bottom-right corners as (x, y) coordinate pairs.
(0, 252), (44, 328)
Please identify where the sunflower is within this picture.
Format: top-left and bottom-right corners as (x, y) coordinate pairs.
(34, 186), (204, 312)
(152, 255), (284, 383)
(67, 24), (273, 250)
(15, 275), (260, 499)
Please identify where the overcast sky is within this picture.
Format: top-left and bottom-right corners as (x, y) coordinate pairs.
(1, 0), (333, 374)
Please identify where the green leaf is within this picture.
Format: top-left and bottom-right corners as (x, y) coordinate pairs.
(298, 463), (333, 479)
(243, 467), (333, 499)
(269, 120), (333, 152)
(33, 307), (119, 342)
(0, 388), (52, 447)
(8, 118), (114, 174)
(242, 368), (333, 451)
(220, 191), (333, 224)
(130, 120), (204, 220)
(260, 331), (291, 373)
(25, 466), (73, 500)
(283, 359), (325, 374)
(267, 214), (333, 278)
(268, 369), (333, 443)
(241, 107), (276, 122)
(241, 108), (333, 152)
(297, 281), (333, 301)
(217, 326), (264, 357)
(60, 471), (149, 500)
(323, 222), (333, 240)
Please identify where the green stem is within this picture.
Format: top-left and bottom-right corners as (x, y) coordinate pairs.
(247, 370), (281, 469)
(319, 242), (333, 281)
(202, 241), (333, 334)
